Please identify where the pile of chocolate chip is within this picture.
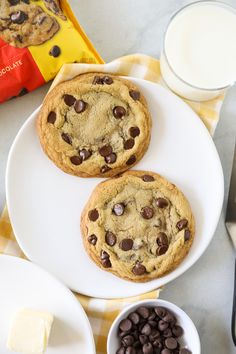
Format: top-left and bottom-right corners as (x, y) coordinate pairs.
(116, 306), (192, 354)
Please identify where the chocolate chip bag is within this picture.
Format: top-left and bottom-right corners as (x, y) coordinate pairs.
(0, 0), (103, 103)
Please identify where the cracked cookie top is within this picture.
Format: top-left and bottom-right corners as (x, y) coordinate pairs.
(37, 73), (152, 178)
(81, 170), (195, 282)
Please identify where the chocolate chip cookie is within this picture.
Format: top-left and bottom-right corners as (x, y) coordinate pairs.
(37, 73), (152, 178)
(0, 0), (59, 48)
(81, 170), (195, 282)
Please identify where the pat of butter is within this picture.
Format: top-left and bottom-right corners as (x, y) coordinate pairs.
(7, 308), (54, 354)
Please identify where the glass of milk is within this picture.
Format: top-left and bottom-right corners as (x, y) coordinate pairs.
(160, 1), (236, 101)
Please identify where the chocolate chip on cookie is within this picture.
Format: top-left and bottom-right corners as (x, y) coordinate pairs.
(47, 111), (56, 124)
(105, 153), (117, 164)
(88, 234), (97, 245)
(176, 219), (188, 230)
(49, 45), (61, 57)
(126, 155), (136, 165)
(38, 15), (48, 25)
(79, 149), (92, 161)
(70, 155), (82, 165)
(184, 229), (191, 241)
(101, 257), (112, 268)
(99, 145), (113, 157)
(132, 262), (147, 276)
(141, 206), (154, 219)
(129, 90), (140, 101)
(129, 126), (140, 138)
(124, 139), (135, 150)
(10, 11), (28, 24)
(88, 209), (99, 221)
(92, 75), (113, 85)
(100, 250), (111, 268)
(156, 232), (168, 246)
(156, 244), (169, 256)
(156, 198), (168, 208)
(63, 94), (76, 106)
(142, 175), (155, 182)
(8, 0), (20, 5)
(113, 106), (126, 119)
(120, 238), (133, 251)
(74, 100), (87, 113)
(103, 76), (113, 85)
(15, 34), (23, 43)
(101, 250), (109, 259)
(61, 132), (72, 144)
(113, 203), (125, 216)
(105, 231), (117, 246)
(100, 165), (111, 173)
(92, 75), (104, 85)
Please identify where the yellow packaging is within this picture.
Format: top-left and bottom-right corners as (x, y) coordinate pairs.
(0, 0), (103, 103)
(29, 0), (103, 81)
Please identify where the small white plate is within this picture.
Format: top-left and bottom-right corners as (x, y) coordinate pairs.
(6, 78), (224, 298)
(0, 255), (95, 354)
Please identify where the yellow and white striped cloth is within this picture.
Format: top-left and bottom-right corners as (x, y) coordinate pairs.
(0, 54), (224, 354)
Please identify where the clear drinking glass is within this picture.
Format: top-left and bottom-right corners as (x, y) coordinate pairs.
(160, 1), (236, 101)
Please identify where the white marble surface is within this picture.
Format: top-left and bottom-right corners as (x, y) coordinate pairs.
(0, 0), (236, 352)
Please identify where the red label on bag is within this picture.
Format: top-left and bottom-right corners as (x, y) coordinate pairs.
(0, 38), (45, 103)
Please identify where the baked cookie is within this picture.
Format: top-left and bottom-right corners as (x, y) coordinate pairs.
(0, 1), (59, 48)
(81, 170), (195, 282)
(37, 73), (152, 178)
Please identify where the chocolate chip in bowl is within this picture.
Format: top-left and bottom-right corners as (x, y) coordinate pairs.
(107, 299), (200, 354)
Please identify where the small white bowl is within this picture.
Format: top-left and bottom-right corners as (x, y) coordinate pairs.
(107, 299), (200, 354)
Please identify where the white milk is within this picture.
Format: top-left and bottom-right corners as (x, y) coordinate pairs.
(160, 1), (236, 101)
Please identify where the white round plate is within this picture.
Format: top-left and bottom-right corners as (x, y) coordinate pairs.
(6, 78), (224, 298)
(0, 255), (95, 354)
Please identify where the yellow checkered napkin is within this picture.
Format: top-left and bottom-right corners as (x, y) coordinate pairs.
(0, 54), (224, 354)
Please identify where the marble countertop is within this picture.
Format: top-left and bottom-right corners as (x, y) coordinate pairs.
(1, 0), (236, 352)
